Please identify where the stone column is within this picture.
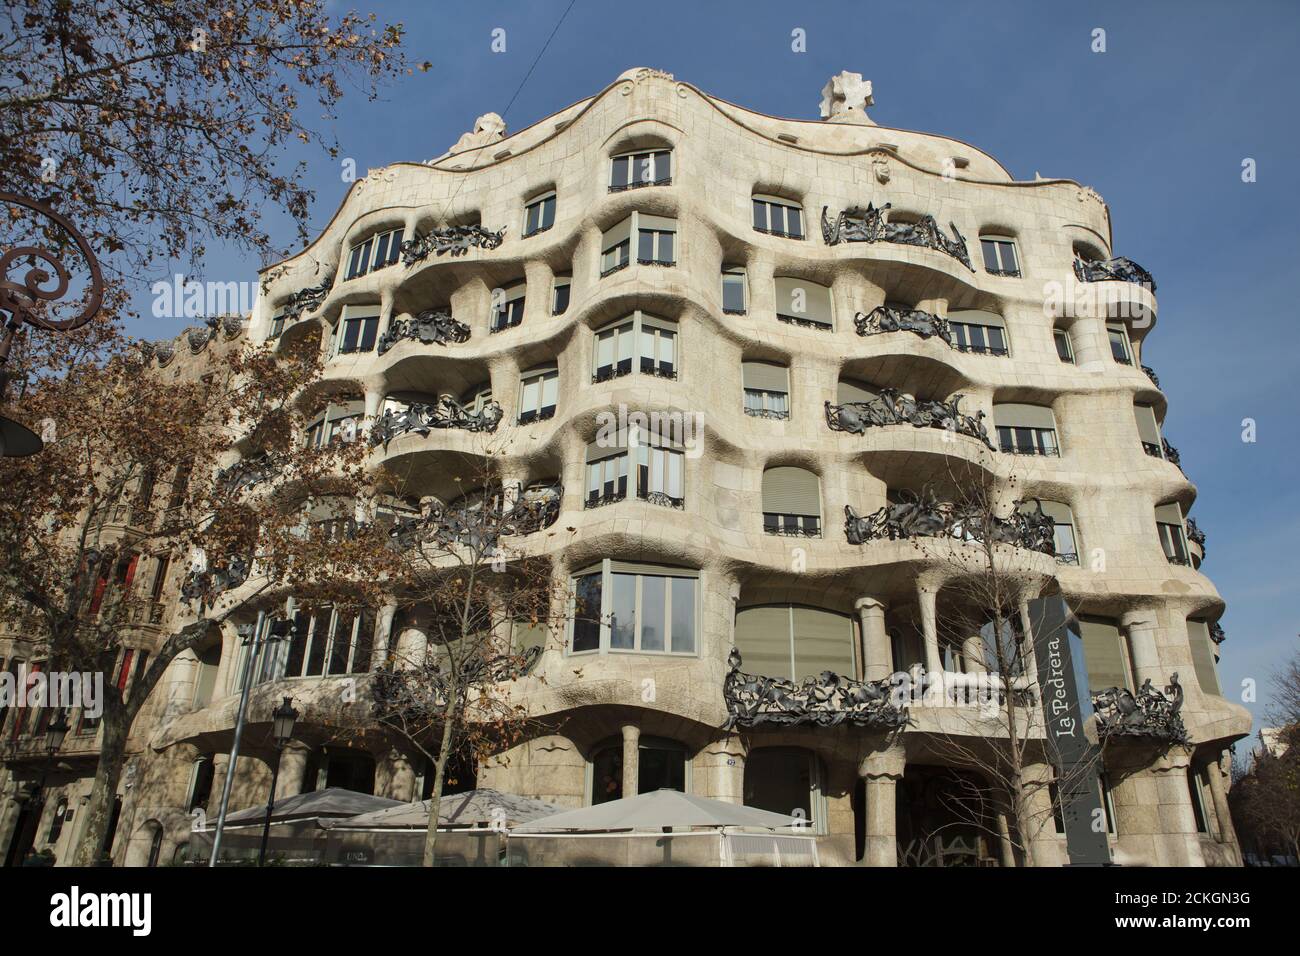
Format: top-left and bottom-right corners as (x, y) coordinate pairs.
(854, 597), (891, 682)
(995, 808), (1016, 867)
(1071, 316), (1110, 371)
(381, 749), (417, 802)
(1016, 600), (1040, 683)
(211, 622), (240, 700)
(1151, 751), (1205, 866)
(696, 737), (745, 804)
(163, 649), (200, 717)
(621, 725), (640, 799)
(961, 634), (987, 674)
(208, 754), (230, 813)
(1022, 762), (1066, 867)
(859, 747), (905, 867)
(274, 741), (313, 799)
(1121, 610), (1163, 688)
(1204, 755), (1239, 850)
(373, 602), (397, 666)
(1109, 750), (1205, 866)
(917, 585), (942, 675)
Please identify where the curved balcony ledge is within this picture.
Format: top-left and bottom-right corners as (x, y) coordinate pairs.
(825, 392), (993, 449)
(1060, 274), (1157, 327)
(821, 203), (975, 272)
(844, 490), (1056, 555)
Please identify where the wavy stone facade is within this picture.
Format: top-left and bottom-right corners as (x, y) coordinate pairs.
(0, 69), (1249, 867)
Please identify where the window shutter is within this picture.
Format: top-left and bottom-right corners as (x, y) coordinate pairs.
(774, 277), (832, 325)
(836, 379), (877, 404)
(1133, 404), (1162, 446)
(761, 467), (820, 516)
(949, 309), (1007, 330)
(602, 217), (632, 247)
(791, 608), (855, 681)
(993, 403), (1056, 430)
(1186, 620), (1220, 696)
(735, 607), (794, 680)
(742, 362), (790, 393)
(1079, 618), (1129, 693)
(1154, 502), (1184, 525)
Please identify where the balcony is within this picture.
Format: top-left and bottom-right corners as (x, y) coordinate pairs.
(1091, 674), (1188, 744)
(825, 391), (993, 449)
(1073, 255), (1156, 292)
(278, 272), (335, 325)
(821, 202), (973, 271)
(1142, 364), (1161, 388)
(370, 398), (503, 445)
(375, 310), (470, 355)
(762, 513), (821, 538)
(1141, 441), (1162, 459)
(400, 223), (506, 266)
(843, 490), (1056, 556)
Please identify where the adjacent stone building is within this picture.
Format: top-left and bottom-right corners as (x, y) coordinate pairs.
(0, 69), (1250, 867)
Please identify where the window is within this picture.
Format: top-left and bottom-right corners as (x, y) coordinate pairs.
(745, 748), (823, 832)
(980, 235), (1021, 277)
(191, 642), (220, 710)
(269, 311), (288, 340)
(600, 218), (631, 276)
(584, 421), (685, 510)
(306, 400), (364, 449)
(461, 383), (494, 415)
(592, 312), (676, 382)
(335, 306), (380, 355)
(948, 309), (1009, 356)
(994, 403), (1059, 456)
(610, 149), (672, 191)
(552, 276), (571, 315)
(491, 283), (526, 333)
(722, 267), (747, 314)
(518, 364), (559, 424)
(1187, 768), (1210, 834)
(569, 561), (698, 655)
(761, 467), (821, 536)
(149, 555), (170, 602)
(1107, 321), (1133, 365)
(523, 191), (556, 237)
(734, 605), (857, 682)
(1134, 403), (1164, 458)
(752, 195), (804, 239)
(264, 606), (376, 681)
(773, 276), (832, 329)
(48, 799), (68, 845)
(1186, 620), (1221, 696)
(1079, 617), (1134, 694)
(1155, 503), (1190, 566)
(636, 215), (676, 266)
(1025, 500), (1079, 564)
(344, 227), (403, 280)
(1054, 328), (1075, 363)
(742, 362), (790, 419)
(591, 736), (687, 804)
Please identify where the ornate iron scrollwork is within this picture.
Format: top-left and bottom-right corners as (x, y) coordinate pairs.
(1091, 674), (1188, 745)
(387, 483), (562, 553)
(825, 390), (993, 449)
(1185, 517), (1206, 557)
(1161, 437), (1182, 470)
(1209, 621), (1226, 645)
(723, 648), (911, 731)
(279, 271), (335, 324)
(822, 202), (973, 271)
(375, 309), (470, 355)
(180, 555), (251, 605)
(400, 224), (506, 265)
(640, 491), (684, 510)
(1142, 365), (1160, 388)
(0, 192), (104, 341)
(216, 451), (280, 497)
(370, 397), (503, 445)
(854, 304), (954, 345)
(1073, 256), (1156, 292)
(843, 488), (1055, 556)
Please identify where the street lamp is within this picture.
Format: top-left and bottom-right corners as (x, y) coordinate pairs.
(0, 192), (104, 457)
(45, 711), (70, 755)
(259, 695), (299, 867)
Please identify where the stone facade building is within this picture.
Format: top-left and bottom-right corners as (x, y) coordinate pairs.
(0, 69), (1250, 867)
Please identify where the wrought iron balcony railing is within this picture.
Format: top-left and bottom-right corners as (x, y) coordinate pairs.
(844, 490), (1056, 556)
(723, 648), (911, 731)
(387, 483), (562, 552)
(278, 271), (335, 324)
(1210, 621), (1226, 645)
(370, 398), (503, 445)
(608, 175), (671, 193)
(854, 304), (956, 348)
(825, 391), (994, 449)
(1073, 256), (1156, 292)
(599, 260), (630, 279)
(640, 491), (685, 510)
(1142, 364), (1161, 388)
(744, 406), (789, 421)
(1141, 440), (1163, 458)
(776, 313), (831, 330)
(1091, 674), (1188, 744)
(518, 407), (556, 426)
(1161, 437), (1182, 469)
(822, 202), (974, 271)
(1055, 552), (1080, 566)
(763, 513), (821, 537)
(1185, 517), (1207, 558)
(375, 310), (470, 355)
(400, 223), (506, 265)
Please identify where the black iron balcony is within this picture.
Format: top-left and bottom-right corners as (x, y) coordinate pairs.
(1141, 440), (1163, 458)
(592, 361), (632, 383)
(585, 490), (627, 510)
(745, 406), (789, 421)
(376, 309), (470, 355)
(825, 391), (994, 450)
(400, 223), (506, 265)
(723, 648), (911, 731)
(763, 513), (821, 538)
(1054, 552), (1080, 566)
(1073, 255), (1156, 292)
(1161, 437), (1182, 469)
(844, 490), (1056, 556)
(599, 259), (630, 279)
(608, 175), (671, 193)
(639, 490), (685, 510)
(822, 202), (973, 271)
(1142, 364), (1161, 388)
(1091, 674), (1187, 744)
(636, 256), (675, 268)
(370, 398), (503, 445)
(517, 407), (556, 426)
(1186, 517), (1207, 558)
(1210, 621), (1226, 645)
(854, 304), (953, 346)
(776, 313), (831, 330)
(278, 271), (335, 324)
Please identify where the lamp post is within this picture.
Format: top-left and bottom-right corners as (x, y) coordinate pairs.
(259, 695), (299, 866)
(0, 192), (104, 457)
(28, 711), (71, 862)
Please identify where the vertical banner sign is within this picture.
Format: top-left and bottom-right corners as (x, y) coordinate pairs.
(1029, 596), (1112, 866)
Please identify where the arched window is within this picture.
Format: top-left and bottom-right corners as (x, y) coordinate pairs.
(773, 276), (832, 329)
(993, 403), (1059, 456)
(744, 748), (824, 832)
(590, 736), (687, 804)
(734, 605), (857, 681)
(761, 467), (821, 536)
(610, 148), (672, 191)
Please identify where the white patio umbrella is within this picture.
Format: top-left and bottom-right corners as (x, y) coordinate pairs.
(512, 789), (804, 833)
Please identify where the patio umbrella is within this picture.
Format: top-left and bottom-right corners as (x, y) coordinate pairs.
(219, 787), (403, 826)
(512, 789), (803, 833)
(323, 788), (564, 830)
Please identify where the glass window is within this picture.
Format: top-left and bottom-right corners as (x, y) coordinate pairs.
(994, 404), (1059, 456)
(593, 313), (676, 381)
(572, 573), (602, 652)
(569, 562), (697, 655)
(951, 320), (1008, 355)
(753, 196), (804, 239)
(609, 150), (672, 191)
(1054, 328), (1074, 363)
(344, 228), (403, 280)
(552, 278), (571, 315)
(1108, 323), (1132, 364)
(773, 276), (832, 328)
(523, 192), (556, 237)
(734, 605), (856, 681)
(722, 267), (747, 314)
(491, 285), (526, 333)
(980, 236), (1020, 276)
(337, 309), (380, 354)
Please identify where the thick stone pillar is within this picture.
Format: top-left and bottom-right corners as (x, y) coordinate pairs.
(1023, 762), (1066, 868)
(621, 725), (640, 799)
(274, 741), (312, 799)
(373, 602), (397, 666)
(163, 648), (200, 717)
(917, 585), (942, 675)
(859, 747), (905, 866)
(696, 737), (745, 804)
(854, 597), (891, 681)
(1109, 750), (1205, 866)
(208, 754), (230, 814)
(962, 634), (987, 674)
(1151, 752), (1206, 866)
(381, 749), (417, 802)
(211, 622), (241, 700)
(1121, 610), (1163, 688)
(1071, 316), (1110, 371)
(1205, 755), (1239, 851)
(1016, 600), (1040, 683)
(995, 809), (1016, 867)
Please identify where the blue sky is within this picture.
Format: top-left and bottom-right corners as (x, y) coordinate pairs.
(136, 0), (1300, 727)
